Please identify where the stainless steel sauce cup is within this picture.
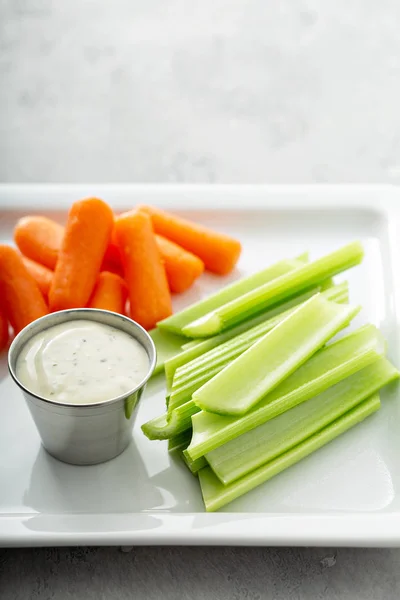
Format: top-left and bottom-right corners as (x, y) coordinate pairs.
(8, 309), (156, 466)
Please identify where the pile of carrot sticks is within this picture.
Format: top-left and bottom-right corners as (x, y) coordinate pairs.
(0, 198), (242, 349)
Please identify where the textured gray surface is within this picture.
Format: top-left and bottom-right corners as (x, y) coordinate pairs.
(1, 546), (400, 600)
(1, 1), (400, 599)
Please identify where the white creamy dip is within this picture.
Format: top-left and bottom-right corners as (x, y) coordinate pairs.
(16, 319), (150, 404)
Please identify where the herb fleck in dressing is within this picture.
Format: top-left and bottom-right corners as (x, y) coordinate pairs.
(16, 320), (150, 404)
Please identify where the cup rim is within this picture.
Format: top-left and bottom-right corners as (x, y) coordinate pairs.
(8, 308), (157, 409)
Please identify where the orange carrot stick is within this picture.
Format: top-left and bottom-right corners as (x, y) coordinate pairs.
(106, 225), (204, 294)
(14, 216), (64, 270)
(0, 245), (48, 333)
(137, 204), (242, 275)
(0, 307), (9, 351)
(21, 256), (53, 298)
(101, 241), (124, 276)
(88, 271), (128, 314)
(114, 211), (172, 330)
(48, 198), (114, 312)
(155, 234), (204, 293)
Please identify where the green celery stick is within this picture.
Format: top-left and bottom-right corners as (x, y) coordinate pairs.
(199, 394), (381, 512)
(168, 284), (349, 413)
(143, 398), (196, 440)
(168, 366), (221, 414)
(142, 316), (373, 443)
(157, 256), (309, 335)
(181, 450), (207, 475)
(186, 324), (385, 460)
(171, 283), (346, 386)
(173, 284), (348, 386)
(142, 413), (170, 440)
(181, 280), (348, 352)
(181, 339), (200, 350)
(142, 406), (188, 440)
(168, 429), (192, 453)
(319, 277), (335, 290)
(149, 328), (187, 376)
(182, 241), (363, 337)
(193, 295), (360, 416)
(164, 286), (323, 389)
(143, 285), (350, 441)
(206, 357), (398, 484)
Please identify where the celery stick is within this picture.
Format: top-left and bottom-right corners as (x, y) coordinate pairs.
(173, 284), (348, 386)
(164, 286), (322, 389)
(141, 413), (170, 440)
(181, 275), (344, 357)
(168, 284), (349, 412)
(193, 295), (360, 416)
(170, 283), (346, 385)
(168, 429), (192, 453)
(168, 366), (221, 414)
(182, 241), (363, 337)
(181, 340), (200, 350)
(169, 401), (197, 434)
(157, 256), (308, 335)
(187, 324), (385, 460)
(142, 401), (194, 440)
(181, 450), (207, 475)
(319, 277), (335, 291)
(199, 394), (381, 512)
(143, 284), (350, 441)
(206, 357), (398, 484)
(143, 312), (371, 443)
(149, 328), (187, 376)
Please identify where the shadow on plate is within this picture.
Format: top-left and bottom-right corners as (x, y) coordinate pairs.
(23, 441), (164, 514)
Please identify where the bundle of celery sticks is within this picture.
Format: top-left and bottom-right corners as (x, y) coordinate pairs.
(144, 241), (399, 511)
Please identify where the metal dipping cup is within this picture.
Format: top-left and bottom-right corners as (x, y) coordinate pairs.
(8, 309), (156, 466)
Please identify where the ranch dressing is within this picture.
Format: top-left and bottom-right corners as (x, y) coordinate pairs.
(16, 319), (150, 404)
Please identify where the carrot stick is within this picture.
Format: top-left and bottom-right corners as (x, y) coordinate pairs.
(110, 215), (204, 292)
(88, 271), (128, 314)
(155, 234), (204, 293)
(48, 198), (114, 312)
(21, 256), (53, 298)
(14, 216), (64, 270)
(114, 211), (172, 329)
(0, 307), (9, 351)
(137, 204), (242, 275)
(0, 245), (48, 333)
(101, 241), (124, 276)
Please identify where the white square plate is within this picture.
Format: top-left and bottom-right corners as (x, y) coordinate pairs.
(1, 184), (400, 548)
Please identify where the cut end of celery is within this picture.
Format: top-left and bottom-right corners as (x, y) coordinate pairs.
(142, 412), (179, 440)
(182, 313), (222, 338)
(182, 449), (208, 475)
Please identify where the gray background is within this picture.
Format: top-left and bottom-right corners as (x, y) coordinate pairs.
(1, 1), (400, 598)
